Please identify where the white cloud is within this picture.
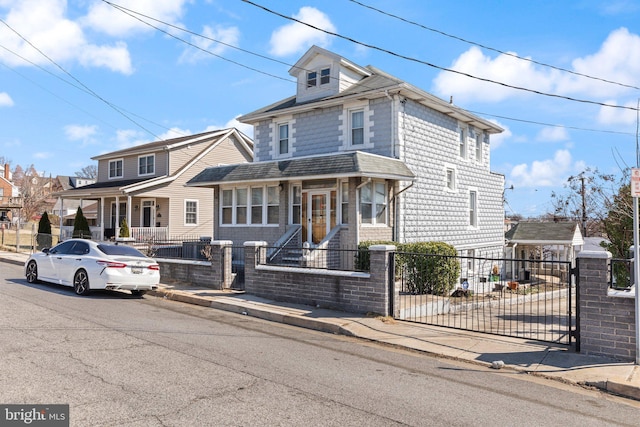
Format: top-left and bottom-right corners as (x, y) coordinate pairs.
(509, 149), (585, 188)
(33, 152), (52, 159)
(0, 92), (14, 107)
(432, 46), (556, 103)
(597, 100), (638, 125)
(83, 0), (189, 37)
(269, 7), (336, 57)
(535, 126), (569, 142)
(179, 25), (240, 64)
(0, 0), (133, 74)
(64, 124), (98, 145)
(487, 119), (510, 150)
(432, 28), (640, 105)
(115, 129), (148, 149)
(222, 116), (253, 138)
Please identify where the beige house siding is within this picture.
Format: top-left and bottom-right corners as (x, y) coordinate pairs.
(97, 151), (169, 182)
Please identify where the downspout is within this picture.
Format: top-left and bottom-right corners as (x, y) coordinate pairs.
(391, 181), (414, 241)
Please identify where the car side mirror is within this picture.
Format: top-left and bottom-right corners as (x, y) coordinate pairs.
(42, 248), (50, 255)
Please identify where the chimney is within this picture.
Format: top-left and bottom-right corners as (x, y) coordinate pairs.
(3, 164), (9, 180)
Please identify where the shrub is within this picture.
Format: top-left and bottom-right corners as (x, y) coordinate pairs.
(119, 218), (130, 238)
(36, 211), (52, 249)
(402, 242), (460, 295)
(357, 240), (459, 295)
(72, 207), (91, 239)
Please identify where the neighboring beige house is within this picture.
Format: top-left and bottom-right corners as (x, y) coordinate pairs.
(55, 128), (253, 240)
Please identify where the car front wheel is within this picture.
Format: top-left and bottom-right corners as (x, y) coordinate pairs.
(26, 261), (39, 283)
(73, 269), (90, 296)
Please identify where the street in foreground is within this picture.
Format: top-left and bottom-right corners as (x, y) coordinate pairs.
(1, 262), (639, 426)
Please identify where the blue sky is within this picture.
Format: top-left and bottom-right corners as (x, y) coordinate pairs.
(1, 0), (640, 217)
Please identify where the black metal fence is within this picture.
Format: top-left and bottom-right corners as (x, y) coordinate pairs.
(393, 252), (575, 345)
(260, 246), (368, 272)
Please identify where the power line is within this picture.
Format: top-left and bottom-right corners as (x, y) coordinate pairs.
(105, 0), (638, 138)
(242, 0), (639, 112)
(0, 17), (161, 140)
(0, 43), (187, 138)
(347, 0), (640, 92)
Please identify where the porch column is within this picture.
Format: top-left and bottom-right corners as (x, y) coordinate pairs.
(58, 197), (63, 231)
(115, 196), (120, 235)
(99, 197), (104, 240)
(127, 195), (132, 230)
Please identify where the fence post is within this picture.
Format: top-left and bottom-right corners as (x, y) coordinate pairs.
(210, 240), (233, 290)
(244, 241), (267, 295)
(369, 245), (396, 317)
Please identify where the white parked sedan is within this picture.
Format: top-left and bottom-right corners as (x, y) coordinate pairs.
(25, 239), (160, 296)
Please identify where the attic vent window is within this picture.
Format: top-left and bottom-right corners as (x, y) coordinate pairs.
(307, 71), (317, 88)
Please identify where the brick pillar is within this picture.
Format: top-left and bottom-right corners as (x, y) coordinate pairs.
(210, 240), (232, 290)
(368, 245), (396, 317)
(577, 250), (637, 361)
(244, 241), (267, 295)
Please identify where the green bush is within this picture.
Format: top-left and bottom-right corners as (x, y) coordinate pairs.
(358, 240), (460, 295)
(401, 242), (459, 295)
(36, 211), (52, 249)
(72, 207), (91, 239)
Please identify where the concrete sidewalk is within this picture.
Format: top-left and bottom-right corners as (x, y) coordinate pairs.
(2, 249), (640, 401)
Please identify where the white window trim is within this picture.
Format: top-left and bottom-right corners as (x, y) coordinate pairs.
(468, 188), (479, 229)
(108, 158), (124, 180)
(444, 164), (457, 192)
(474, 131), (483, 164)
(305, 66), (331, 90)
(270, 117), (295, 159)
(358, 180), (388, 226)
(459, 125), (468, 161)
(339, 101), (374, 151)
(138, 154), (155, 177)
(289, 183), (302, 225)
(184, 199), (198, 226)
(220, 185), (280, 227)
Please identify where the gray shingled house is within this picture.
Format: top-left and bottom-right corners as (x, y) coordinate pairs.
(187, 46), (505, 263)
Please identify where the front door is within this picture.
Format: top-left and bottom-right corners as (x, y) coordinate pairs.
(305, 191), (330, 244)
(141, 200), (155, 227)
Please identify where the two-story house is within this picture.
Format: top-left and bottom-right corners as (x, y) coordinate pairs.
(0, 163), (21, 223)
(55, 128), (253, 240)
(187, 46), (505, 262)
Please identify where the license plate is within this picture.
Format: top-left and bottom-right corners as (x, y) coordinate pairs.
(131, 267), (143, 274)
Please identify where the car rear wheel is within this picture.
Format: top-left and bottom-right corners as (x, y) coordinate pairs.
(26, 261), (39, 283)
(73, 269), (90, 296)
(131, 290), (147, 297)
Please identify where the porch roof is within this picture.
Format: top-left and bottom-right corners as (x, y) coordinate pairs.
(505, 222), (584, 246)
(186, 151), (415, 186)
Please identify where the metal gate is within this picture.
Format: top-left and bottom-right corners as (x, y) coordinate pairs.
(391, 253), (576, 345)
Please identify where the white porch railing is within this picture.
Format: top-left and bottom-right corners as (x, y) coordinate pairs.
(130, 227), (168, 241)
(60, 226), (102, 241)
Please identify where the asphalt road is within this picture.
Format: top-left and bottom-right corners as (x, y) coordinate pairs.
(1, 262), (639, 426)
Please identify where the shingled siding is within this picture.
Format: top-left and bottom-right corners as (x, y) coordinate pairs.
(398, 99), (504, 251)
(577, 251), (637, 361)
(244, 242), (394, 315)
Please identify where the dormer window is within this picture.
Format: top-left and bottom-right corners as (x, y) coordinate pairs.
(320, 67), (330, 85)
(307, 71), (317, 88)
(306, 67), (330, 88)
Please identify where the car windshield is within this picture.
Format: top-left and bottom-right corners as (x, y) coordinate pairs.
(96, 244), (147, 258)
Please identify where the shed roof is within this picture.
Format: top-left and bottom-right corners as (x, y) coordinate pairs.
(505, 222), (584, 245)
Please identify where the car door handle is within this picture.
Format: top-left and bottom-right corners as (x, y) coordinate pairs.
(75, 258), (82, 261)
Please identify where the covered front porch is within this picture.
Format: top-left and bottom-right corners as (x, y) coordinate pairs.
(57, 195), (170, 241)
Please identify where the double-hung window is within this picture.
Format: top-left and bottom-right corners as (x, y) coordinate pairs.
(475, 132), (483, 163)
(459, 128), (467, 159)
(307, 71), (317, 88)
(341, 181), (349, 224)
(221, 186), (280, 226)
(360, 181), (387, 225)
(185, 200), (197, 225)
(138, 154), (154, 176)
(320, 67), (330, 85)
(446, 167), (456, 191)
(469, 190), (478, 227)
(278, 123), (289, 156)
(108, 159), (123, 179)
(351, 110), (364, 146)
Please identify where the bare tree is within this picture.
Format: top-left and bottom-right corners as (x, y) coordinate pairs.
(75, 164), (97, 179)
(12, 165), (51, 222)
